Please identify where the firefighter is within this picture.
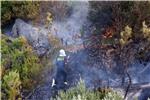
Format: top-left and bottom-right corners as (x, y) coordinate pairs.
(51, 49), (69, 87)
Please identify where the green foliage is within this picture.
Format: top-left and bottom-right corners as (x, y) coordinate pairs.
(53, 80), (123, 100)
(135, 21), (150, 62)
(1, 1), (40, 26)
(2, 35), (41, 80)
(2, 70), (21, 100)
(45, 12), (53, 28)
(142, 21), (150, 41)
(1, 34), (42, 99)
(102, 92), (123, 100)
(119, 26), (132, 46)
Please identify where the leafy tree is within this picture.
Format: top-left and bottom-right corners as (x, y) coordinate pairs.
(1, 1), (40, 26)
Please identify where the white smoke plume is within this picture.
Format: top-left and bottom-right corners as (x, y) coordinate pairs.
(50, 1), (89, 45)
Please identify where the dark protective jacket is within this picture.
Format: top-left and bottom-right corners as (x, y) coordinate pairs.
(55, 56), (67, 86)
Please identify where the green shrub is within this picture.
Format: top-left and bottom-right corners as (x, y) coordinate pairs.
(1, 34), (42, 99)
(119, 25), (132, 46)
(53, 80), (123, 100)
(135, 21), (150, 62)
(142, 21), (150, 41)
(2, 70), (21, 100)
(1, 35), (42, 81)
(102, 92), (123, 100)
(1, 1), (40, 26)
(45, 12), (53, 28)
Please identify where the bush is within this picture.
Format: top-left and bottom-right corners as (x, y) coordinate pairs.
(119, 25), (132, 46)
(102, 92), (123, 100)
(142, 21), (150, 41)
(135, 21), (150, 63)
(1, 1), (40, 26)
(53, 80), (123, 100)
(1, 34), (42, 99)
(2, 70), (21, 100)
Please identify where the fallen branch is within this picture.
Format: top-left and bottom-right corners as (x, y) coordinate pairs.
(124, 71), (132, 100)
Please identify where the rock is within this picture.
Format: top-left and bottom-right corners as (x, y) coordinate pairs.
(12, 19), (51, 56)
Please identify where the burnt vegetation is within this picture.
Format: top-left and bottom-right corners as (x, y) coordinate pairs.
(84, 1), (150, 99)
(84, 1), (150, 73)
(1, 1), (150, 100)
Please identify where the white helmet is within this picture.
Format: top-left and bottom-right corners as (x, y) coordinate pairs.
(59, 49), (66, 57)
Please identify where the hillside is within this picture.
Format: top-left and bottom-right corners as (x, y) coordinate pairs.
(1, 1), (150, 100)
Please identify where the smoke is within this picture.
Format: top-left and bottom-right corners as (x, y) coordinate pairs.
(50, 1), (89, 45)
(49, 0), (150, 91)
(66, 49), (150, 90)
(128, 62), (150, 84)
(49, 0), (150, 87)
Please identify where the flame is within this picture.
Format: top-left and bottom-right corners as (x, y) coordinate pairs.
(102, 26), (115, 39)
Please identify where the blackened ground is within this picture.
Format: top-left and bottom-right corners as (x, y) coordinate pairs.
(28, 49), (150, 100)
(138, 88), (150, 100)
(27, 50), (86, 100)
